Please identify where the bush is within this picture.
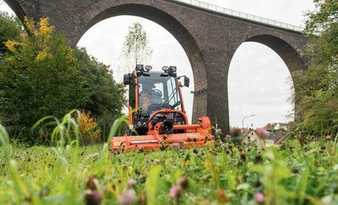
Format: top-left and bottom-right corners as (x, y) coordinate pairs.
(75, 49), (125, 138)
(292, 0), (338, 138)
(0, 17), (124, 144)
(78, 111), (101, 145)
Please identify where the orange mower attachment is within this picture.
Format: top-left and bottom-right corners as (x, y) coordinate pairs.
(111, 65), (214, 152)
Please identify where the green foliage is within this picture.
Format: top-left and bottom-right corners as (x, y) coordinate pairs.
(75, 49), (125, 137)
(250, 149), (292, 205)
(33, 109), (81, 146)
(293, 0), (338, 138)
(0, 140), (337, 205)
(145, 165), (162, 205)
(0, 123), (11, 163)
(0, 123), (9, 146)
(0, 18), (85, 141)
(33, 110), (91, 167)
(0, 17), (124, 143)
(109, 115), (129, 138)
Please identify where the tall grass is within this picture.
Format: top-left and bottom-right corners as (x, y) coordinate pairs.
(1, 110), (337, 204)
(32, 110), (83, 165)
(0, 123), (12, 162)
(33, 109), (81, 146)
(145, 165), (162, 205)
(0, 136), (337, 204)
(108, 115), (129, 139)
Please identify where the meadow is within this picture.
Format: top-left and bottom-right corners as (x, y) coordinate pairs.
(0, 129), (337, 205)
(0, 0), (337, 204)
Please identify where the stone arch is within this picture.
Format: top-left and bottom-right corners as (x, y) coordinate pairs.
(245, 34), (306, 73)
(75, 3), (208, 121)
(227, 34), (306, 127)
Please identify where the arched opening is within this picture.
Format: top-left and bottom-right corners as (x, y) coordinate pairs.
(77, 15), (196, 121)
(74, 3), (208, 122)
(246, 35), (306, 72)
(228, 41), (297, 128)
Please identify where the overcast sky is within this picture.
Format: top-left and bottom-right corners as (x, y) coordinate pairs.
(0, 0), (315, 128)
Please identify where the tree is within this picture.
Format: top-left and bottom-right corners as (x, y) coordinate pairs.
(292, 0), (338, 137)
(0, 16), (124, 143)
(116, 22), (153, 82)
(75, 49), (125, 137)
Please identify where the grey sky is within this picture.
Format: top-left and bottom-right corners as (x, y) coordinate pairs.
(0, 0), (315, 128)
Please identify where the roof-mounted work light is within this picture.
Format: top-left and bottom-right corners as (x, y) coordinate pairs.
(162, 66), (169, 73)
(169, 66), (177, 77)
(136, 64), (144, 75)
(162, 66), (177, 77)
(136, 64), (152, 76)
(145, 65), (152, 72)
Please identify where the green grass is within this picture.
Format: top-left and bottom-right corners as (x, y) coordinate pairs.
(0, 139), (337, 205)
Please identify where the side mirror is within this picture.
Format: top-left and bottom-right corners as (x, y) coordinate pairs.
(123, 73), (132, 85)
(184, 76), (190, 87)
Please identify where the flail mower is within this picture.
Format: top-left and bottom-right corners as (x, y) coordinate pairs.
(111, 65), (214, 152)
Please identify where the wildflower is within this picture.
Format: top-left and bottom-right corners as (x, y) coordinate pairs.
(177, 176), (188, 189)
(118, 189), (137, 205)
(255, 192), (265, 204)
(216, 189), (230, 203)
(39, 17), (54, 36)
(79, 111), (101, 144)
(24, 17), (36, 34)
(5, 40), (17, 52)
(85, 190), (102, 205)
(127, 179), (137, 189)
(169, 185), (182, 200)
(36, 50), (48, 61)
(138, 193), (146, 205)
(86, 176), (99, 191)
(85, 176), (102, 205)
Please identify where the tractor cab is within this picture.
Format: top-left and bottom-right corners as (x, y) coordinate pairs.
(123, 65), (190, 135)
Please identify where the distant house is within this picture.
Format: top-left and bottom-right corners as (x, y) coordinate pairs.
(232, 125), (288, 147)
(262, 122), (290, 144)
(265, 122), (289, 132)
(242, 128), (269, 148)
(264, 123), (274, 132)
(274, 123), (289, 131)
(270, 128), (289, 143)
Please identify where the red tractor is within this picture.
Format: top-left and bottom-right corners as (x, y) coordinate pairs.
(111, 65), (214, 152)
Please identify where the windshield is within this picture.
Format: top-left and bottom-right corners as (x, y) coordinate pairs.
(139, 73), (180, 114)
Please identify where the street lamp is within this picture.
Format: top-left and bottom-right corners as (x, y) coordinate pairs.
(242, 114), (256, 128)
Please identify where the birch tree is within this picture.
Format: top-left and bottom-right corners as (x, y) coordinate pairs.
(116, 22), (153, 82)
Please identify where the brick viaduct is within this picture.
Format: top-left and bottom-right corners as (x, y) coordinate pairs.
(4, 0), (308, 133)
